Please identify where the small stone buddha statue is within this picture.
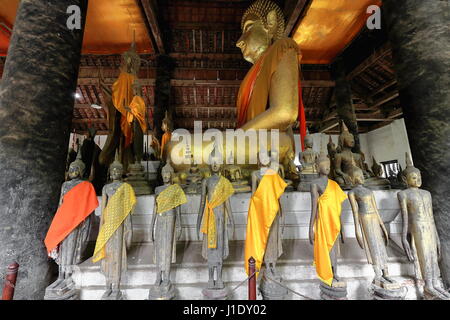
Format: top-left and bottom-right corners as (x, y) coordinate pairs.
(184, 154), (203, 194)
(297, 132), (319, 192)
(93, 152), (136, 300)
(397, 153), (450, 300)
(197, 151), (235, 299)
(44, 153), (98, 300)
(348, 163), (406, 299)
(282, 148), (299, 183)
(223, 152), (251, 193)
(334, 123), (390, 190)
(149, 162), (186, 300)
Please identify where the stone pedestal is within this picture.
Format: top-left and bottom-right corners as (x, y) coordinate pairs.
(44, 278), (79, 300)
(101, 290), (124, 300)
(202, 288), (228, 300)
(148, 283), (176, 300)
(259, 271), (289, 300)
(369, 282), (407, 300)
(319, 281), (348, 300)
(0, 0), (87, 299)
(383, 0), (450, 286)
(126, 162), (153, 195)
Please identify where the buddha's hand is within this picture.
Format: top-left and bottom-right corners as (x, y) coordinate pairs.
(309, 228), (314, 246)
(402, 238), (414, 262)
(343, 174), (352, 185)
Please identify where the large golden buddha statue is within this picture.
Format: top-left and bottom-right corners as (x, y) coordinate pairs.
(166, 0), (305, 172)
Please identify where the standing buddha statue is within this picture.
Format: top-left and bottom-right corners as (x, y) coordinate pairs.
(348, 163), (406, 299)
(44, 153), (99, 300)
(149, 162), (187, 300)
(297, 132), (319, 191)
(397, 153), (450, 300)
(197, 151), (235, 299)
(93, 152), (136, 300)
(160, 111), (172, 161)
(309, 153), (348, 300)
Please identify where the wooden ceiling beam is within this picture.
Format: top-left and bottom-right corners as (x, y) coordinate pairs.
(284, 0), (312, 37)
(318, 119), (339, 133)
(347, 43), (392, 80)
(139, 0), (166, 54)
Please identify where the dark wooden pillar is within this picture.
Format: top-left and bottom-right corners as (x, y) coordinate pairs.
(0, 0), (87, 299)
(154, 54), (175, 140)
(383, 0), (450, 286)
(332, 57), (361, 152)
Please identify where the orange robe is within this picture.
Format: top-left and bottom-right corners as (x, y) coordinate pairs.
(112, 71), (136, 147)
(314, 179), (348, 286)
(44, 181), (99, 253)
(160, 132), (172, 160)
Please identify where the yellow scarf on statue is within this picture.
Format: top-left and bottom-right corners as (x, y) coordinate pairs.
(314, 179), (347, 286)
(201, 176), (235, 249)
(156, 184), (187, 214)
(93, 183), (136, 263)
(244, 169), (287, 276)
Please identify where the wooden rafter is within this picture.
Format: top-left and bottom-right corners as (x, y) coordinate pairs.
(284, 0), (312, 37)
(139, 0), (166, 54)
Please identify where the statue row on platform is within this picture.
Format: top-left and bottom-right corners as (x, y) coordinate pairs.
(44, 148), (449, 300)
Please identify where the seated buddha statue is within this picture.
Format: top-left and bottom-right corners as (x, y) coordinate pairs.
(166, 0), (304, 173)
(224, 152), (251, 193)
(334, 123), (390, 190)
(184, 155), (203, 194)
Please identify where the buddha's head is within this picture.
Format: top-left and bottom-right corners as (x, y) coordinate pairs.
(109, 151), (123, 181)
(68, 152), (85, 180)
(339, 122), (355, 149)
(162, 161), (174, 184)
(209, 147), (223, 173)
(403, 152), (421, 188)
(162, 111), (172, 133)
(237, 0), (285, 64)
(315, 153), (330, 176)
(304, 133), (313, 149)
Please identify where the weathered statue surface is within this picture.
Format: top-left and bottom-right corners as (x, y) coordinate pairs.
(298, 132), (319, 192)
(309, 154), (348, 299)
(398, 153), (450, 300)
(44, 154), (98, 300)
(93, 155), (136, 300)
(149, 162), (186, 300)
(334, 123), (389, 190)
(197, 153), (235, 298)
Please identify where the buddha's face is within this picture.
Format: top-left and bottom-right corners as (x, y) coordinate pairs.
(110, 167), (123, 181)
(305, 137), (313, 149)
(211, 160), (221, 173)
(162, 171), (172, 184)
(316, 160), (331, 176)
(237, 17), (271, 64)
(407, 171), (422, 188)
(343, 134), (355, 148)
(68, 165), (81, 180)
(162, 122), (168, 132)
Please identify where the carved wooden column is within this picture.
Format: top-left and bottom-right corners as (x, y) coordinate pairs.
(383, 0), (450, 285)
(332, 57), (361, 152)
(0, 0), (87, 299)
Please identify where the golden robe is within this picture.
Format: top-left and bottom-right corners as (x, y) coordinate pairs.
(314, 179), (347, 286)
(201, 176), (235, 249)
(156, 184), (187, 214)
(93, 183), (136, 262)
(244, 169), (287, 275)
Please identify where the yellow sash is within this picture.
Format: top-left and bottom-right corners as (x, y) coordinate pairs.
(156, 184), (187, 214)
(244, 169), (287, 275)
(93, 183), (136, 263)
(201, 176), (235, 249)
(314, 179), (347, 286)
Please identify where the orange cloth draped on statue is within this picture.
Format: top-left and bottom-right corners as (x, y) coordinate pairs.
(112, 71), (136, 147)
(44, 181), (99, 253)
(160, 132), (172, 159)
(126, 95), (147, 133)
(244, 169), (287, 276)
(236, 38), (307, 150)
(314, 179), (347, 286)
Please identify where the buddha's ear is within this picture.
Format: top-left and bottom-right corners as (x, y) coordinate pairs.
(266, 10), (278, 38)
